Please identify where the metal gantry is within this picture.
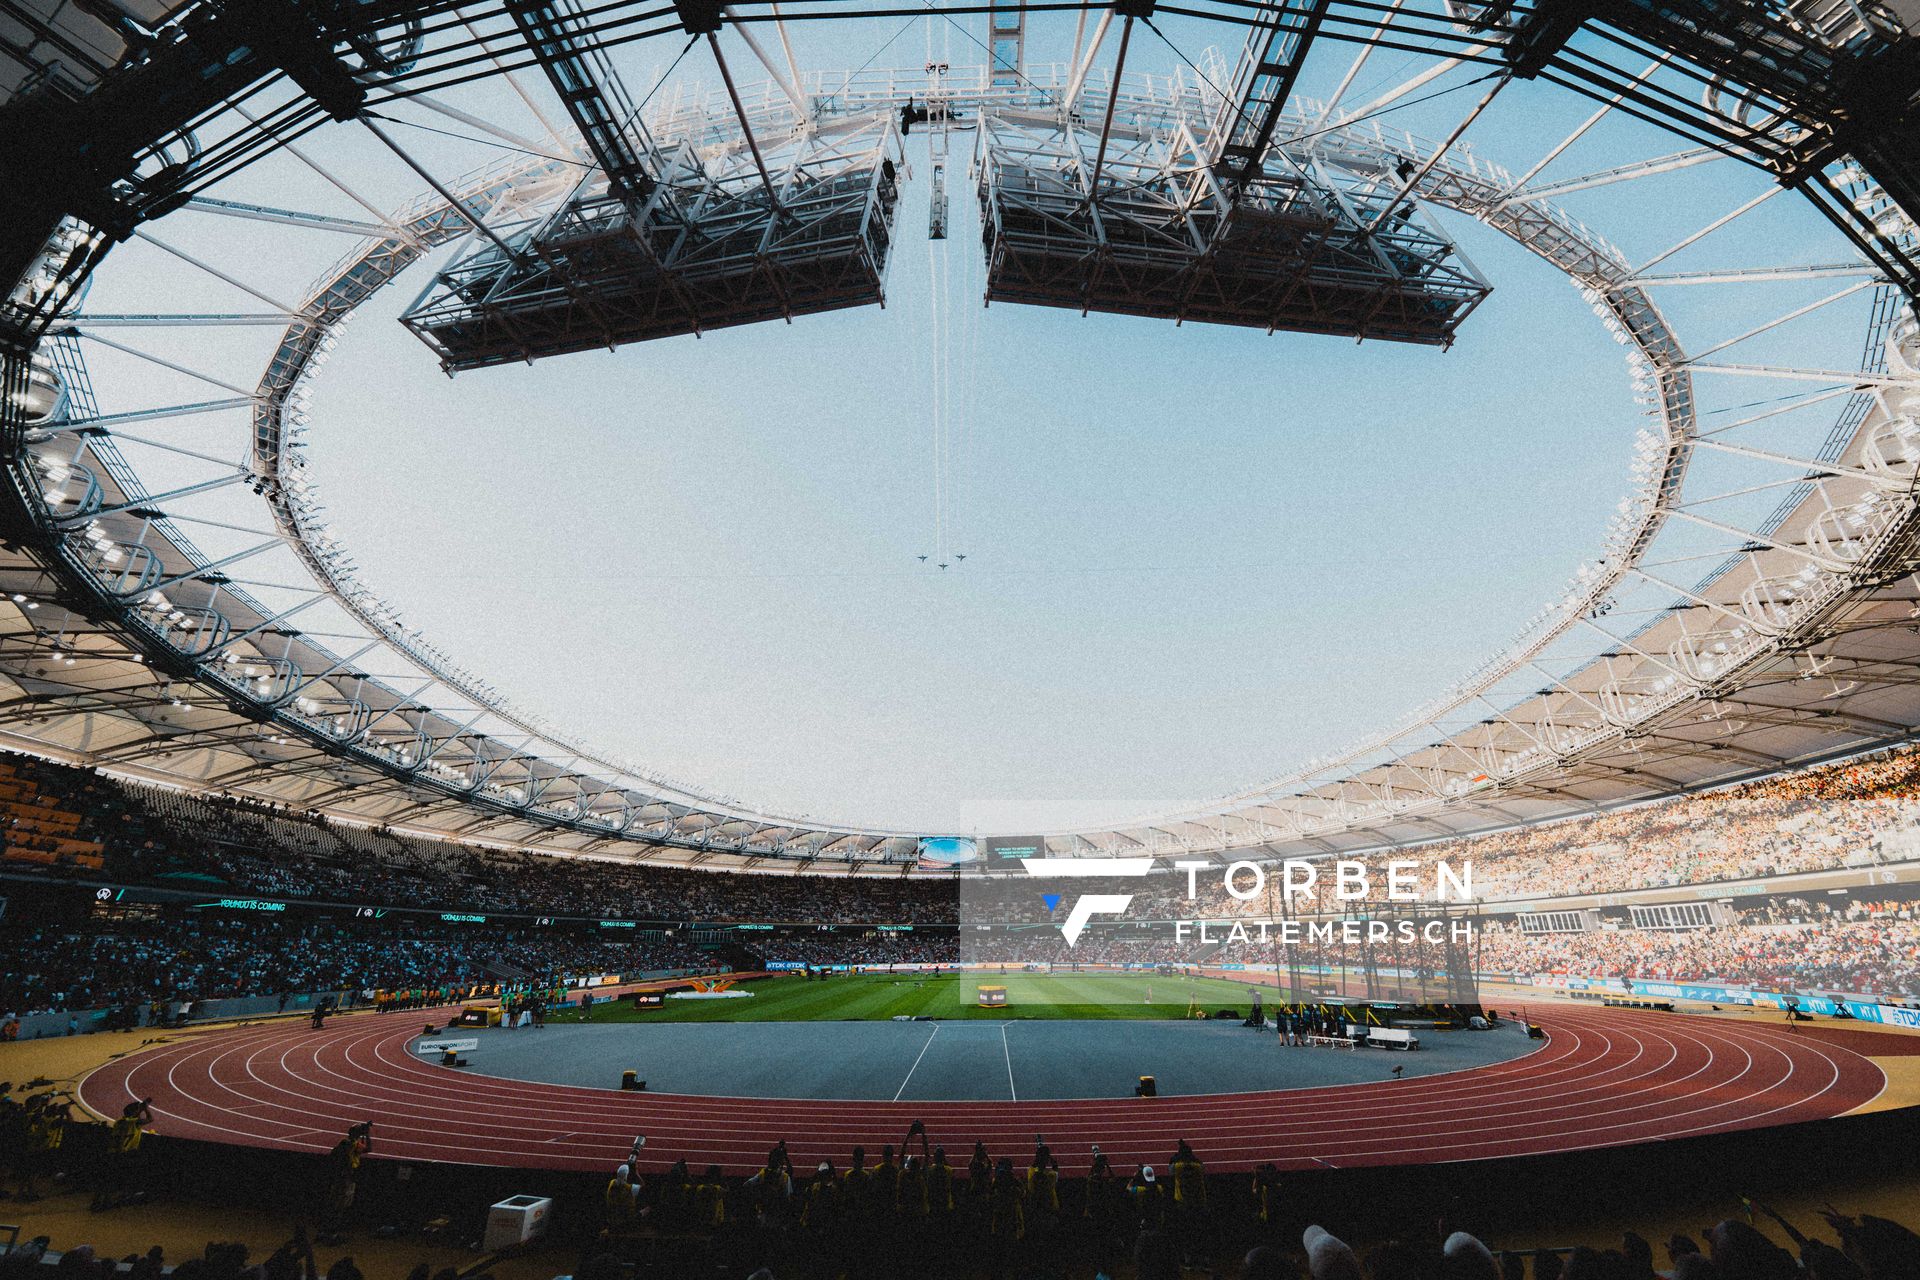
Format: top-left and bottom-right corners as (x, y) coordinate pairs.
(976, 97), (1493, 341)
(0, 1), (1918, 871)
(399, 109), (905, 368)
(392, 0), (908, 368)
(1210, 0), (1332, 189)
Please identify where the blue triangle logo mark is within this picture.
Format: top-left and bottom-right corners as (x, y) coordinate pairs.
(1042, 894), (1062, 912)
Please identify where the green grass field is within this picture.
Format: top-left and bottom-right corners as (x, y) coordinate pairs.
(555, 971), (1299, 1024)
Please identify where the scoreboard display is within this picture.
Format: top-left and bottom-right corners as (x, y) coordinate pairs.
(982, 836), (1045, 862)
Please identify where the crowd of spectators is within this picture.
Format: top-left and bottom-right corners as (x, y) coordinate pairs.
(921, 747), (1920, 931)
(12, 1124), (1916, 1280)
(0, 1238), (384, 1280)
(5, 1210), (1918, 1280)
(1112, 747), (1920, 924)
(575, 1141), (1920, 1280)
(8, 742), (1920, 1012)
(1397, 747), (1920, 905)
(1474, 898), (1920, 997)
(0, 753), (956, 923)
(0, 917), (717, 1018)
(5, 891), (1913, 1019)
(8, 745), (1920, 930)
(0, 1129), (1912, 1280)
(761, 933), (957, 967)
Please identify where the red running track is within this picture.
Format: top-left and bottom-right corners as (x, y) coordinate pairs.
(77, 1005), (1885, 1175)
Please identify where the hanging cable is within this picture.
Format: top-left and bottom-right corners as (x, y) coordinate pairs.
(928, 230), (945, 566)
(951, 220), (969, 564)
(954, 155), (984, 563)
(939, 196), (954, 561)
(360, 111), (591, 166)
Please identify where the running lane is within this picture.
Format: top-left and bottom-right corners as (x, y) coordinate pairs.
(78, 1005), (1883, 1175)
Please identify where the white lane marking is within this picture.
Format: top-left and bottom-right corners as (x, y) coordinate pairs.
(1001, 1025), (1018, 1102)
(893, 1025), (941, 1103)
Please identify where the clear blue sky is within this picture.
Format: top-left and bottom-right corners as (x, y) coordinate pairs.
(78, 11), (1875, 832)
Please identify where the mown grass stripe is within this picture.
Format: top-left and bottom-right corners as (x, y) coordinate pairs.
(564, 972), (1286, 1025)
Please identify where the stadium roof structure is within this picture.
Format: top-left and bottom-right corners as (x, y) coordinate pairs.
(2, 0), (1920, 871)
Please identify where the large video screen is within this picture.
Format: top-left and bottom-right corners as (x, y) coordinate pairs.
(916, 837), (979, 868)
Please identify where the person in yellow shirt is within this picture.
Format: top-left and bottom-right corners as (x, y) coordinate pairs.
(925, 1146), (955, 1217)
(110, 1106), (147, 1154)
(897, 1153), (929, 1219)
(870, 1145), (899, 1220)
(800, 1160), (836, 1228)
(1254, 1162), (1283, 1224)
(1169, 1140), (1208, 1261)
(654, 1159), (692, 1231)
(14, 1095), (69, 1202)
(693, 1164), (727, 1228)
(841, 1146), (872, 1224)
(1026, 1144), (1061, 1214)
(1084, 1148), (1118, 1225)
(965, 1141), (991, 1227)
(1126, 1166), (1165, 1231)
(988, 1157), (1025, 1241)
(317, 1121), (371, 1244)
(92, 1098), (153, 1210)
(746, 1141), (792, 1214)
(602, 1164), (642, 1236)
(1170, 1140), (1207, 1210)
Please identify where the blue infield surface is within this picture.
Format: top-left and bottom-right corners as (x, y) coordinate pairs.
(447, 1018), (1542, 1101)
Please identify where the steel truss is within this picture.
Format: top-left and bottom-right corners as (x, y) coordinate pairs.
(1444, 0), (1920, 295)
(411, 9), (1487, 361)
(977, 100), (1491, 341)
(4, 0), (1917, 353)
(0, 2), (1919, 870)
(394, 0), (907, 368)
(401, 110), (905, 368)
